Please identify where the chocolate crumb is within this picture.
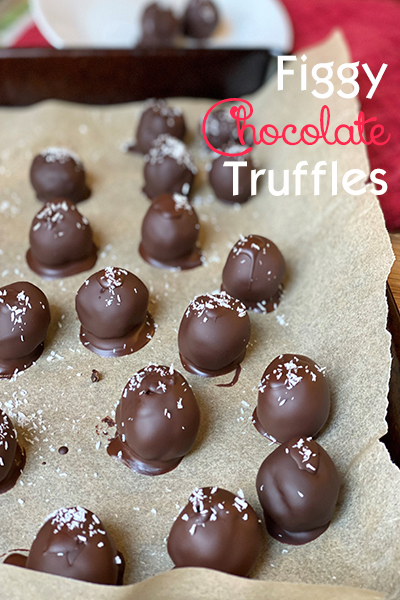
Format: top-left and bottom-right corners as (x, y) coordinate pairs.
(91, 369), (101, 383)
(102, 416), (116, 427)
(58, 446), (69, 455)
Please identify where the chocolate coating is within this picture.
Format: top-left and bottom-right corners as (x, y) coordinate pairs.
(24, 506), (124, 584)
(209, 148), (253, 204)
(222, 235), (285, 312)
(178, 292), (251, 377)
(30, 148), (90, 204)
(203, 108), (239, 151)
(26, 199), (97, 280)
(138, 2), (180, 48)
(253, 355), (330, 444)
(107, 365), (200, 476)
(139, 193), (201, 270)
(168, 487), (263, 576)
(0, 410), (25, 493)
(131, 99), (186, 155)
(183, 0), (219, 38)
(257, 437), (340, 545)
(0, 281), (51, 378)
(143, 134), (197, 200)
(75, 267), (155, 357)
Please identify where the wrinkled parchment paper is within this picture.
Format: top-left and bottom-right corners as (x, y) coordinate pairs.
(0, 32), (398, 599)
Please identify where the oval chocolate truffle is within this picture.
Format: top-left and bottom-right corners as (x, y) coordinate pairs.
(138, 2), (180, 48)
(0, 409), (26, 493)
(107, 365), (201, 476)
(75, 267), (155, 357)
(178, 291), (251, 377)
(143, 134), (197, 200)
(209, 147), (253, 204)
(257, 437), (340, 545)
(139, 193), (201, 270)
(132, 99), (186, 155)
(24, 506), (124, 584)
(30, 148), (91, 204)
(183, 0), (219, 38)
(167, 487), (263, 576)
(203, 108), (239, 151)
(222, 234), (286, 312)
(26, 199), (97, 280)
(253, 354), (330, 444)
(0, 281), (51, 378)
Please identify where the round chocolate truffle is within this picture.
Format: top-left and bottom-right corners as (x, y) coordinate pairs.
(0, 281), (51, 378)
(131, 99), (186, 155)
(253, 355), (330, 444)
(183, 0), (219, 39)
(24, 506), (124, 584)
(209, 147), (253, 204)
(143, 134), (197, 200)
(139, 193), (201, 269)
(107, 365), (201, 476)
(26, 199), (97, 280)
(203, 108), (239, 151)
(75, 267), (155, 358)
(257, 437), (340, 545)
(222, 235), (286, 312)
(167, 487), (263, 576)
(178, 291), (251, 377)
(30, 148), (90, 204)
(0, 409), (25, 494)
(138, 2), (180, 48)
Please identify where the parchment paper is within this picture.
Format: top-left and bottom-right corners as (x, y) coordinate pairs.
(0, 32), (398, 599)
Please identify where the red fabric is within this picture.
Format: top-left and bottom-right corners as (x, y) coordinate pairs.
(281, 0), (400, 230)
(13, 23), (50, 47)
(12, 1), (400, 228)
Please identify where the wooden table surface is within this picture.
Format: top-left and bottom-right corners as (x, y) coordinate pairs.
(389, 234), (400, 308)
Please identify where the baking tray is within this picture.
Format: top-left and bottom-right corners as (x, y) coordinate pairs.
(0, 46), (398, 467)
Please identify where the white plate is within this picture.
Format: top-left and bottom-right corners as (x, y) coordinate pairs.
(30, 0), (293, 51)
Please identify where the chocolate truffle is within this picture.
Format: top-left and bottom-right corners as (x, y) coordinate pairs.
(17, 507), (124, 584)
(75, 267), (155, 357)
(139, 193), (201, 269)
(0, 409), (25, 493)
(0, 281), (51, 378)
(143, 134), (197, 200)
(178, 291), (251, 377)
(253, 355), (330, 444)
(138, 2), (180, 48)
(26, 199), (97, 280)
(183, 0), (219, 39)
(30, 148), (90, 204)
(209, 147), (253, 204)
(257, 437), (340, 545)
(167, 487), (263, 576)
(108, 365), (200, 476)
(222, 235), (286, 312)
(203, 108), (239, 151)
(131, 99), (186, 155)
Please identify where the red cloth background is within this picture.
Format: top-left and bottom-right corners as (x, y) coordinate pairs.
(12, 0), (400, 230)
